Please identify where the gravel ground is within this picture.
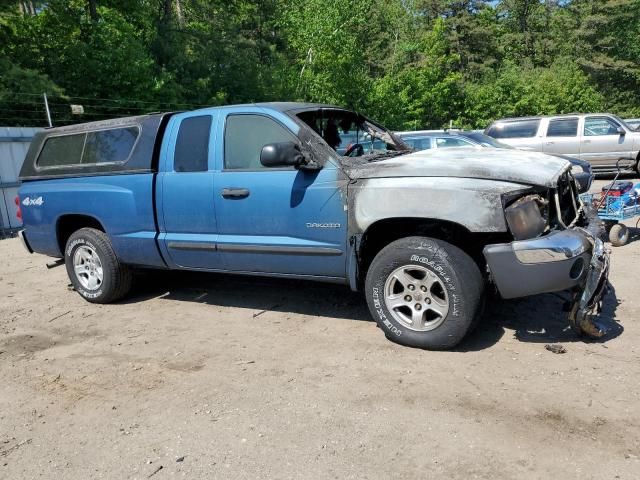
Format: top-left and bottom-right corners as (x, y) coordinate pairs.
(1, 178), (639, 479)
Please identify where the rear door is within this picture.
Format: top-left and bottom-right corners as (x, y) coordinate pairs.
(157, 110), (225, 269)
(581, 115), (634, 169)
(211, 108), (349, 279)
(542, 117), (580, 157)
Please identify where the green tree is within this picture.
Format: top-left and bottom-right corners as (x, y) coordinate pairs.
(460, 60), (604, 128)
(278, 0), (372, 108)
(575, 0), (640, 116)
(368, 18), (463, 129)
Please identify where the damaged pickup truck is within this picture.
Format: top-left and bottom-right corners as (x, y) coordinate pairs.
(17, 103), (609, 349)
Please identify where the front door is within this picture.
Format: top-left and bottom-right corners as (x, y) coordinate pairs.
(212, 110), (349, 279)
(581, 116), (634, 169)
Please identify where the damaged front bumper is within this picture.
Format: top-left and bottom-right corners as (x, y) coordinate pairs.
(483, 226), (610, 338)
(567, 236), (609, 337)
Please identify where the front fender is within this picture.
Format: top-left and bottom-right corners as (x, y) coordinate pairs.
(349, 177), (527, 234)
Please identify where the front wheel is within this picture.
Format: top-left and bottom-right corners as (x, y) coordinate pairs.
(64, 227), (133, 303)
(365, 237), (484, 350)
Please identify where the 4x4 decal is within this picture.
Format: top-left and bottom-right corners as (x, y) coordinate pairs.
(22, 196), (44, 207)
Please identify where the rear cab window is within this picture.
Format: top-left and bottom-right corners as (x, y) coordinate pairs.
(486, 120), (541, 139)
(36, 126), (139, 169)
(174, 115), (212, 172)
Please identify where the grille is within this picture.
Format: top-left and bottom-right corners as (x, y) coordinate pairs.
(555, 171), (581, 227)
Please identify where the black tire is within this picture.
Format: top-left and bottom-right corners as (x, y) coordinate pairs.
(365, 236), (484, 350)
(609, 223), (629, 247)
(64, 228), (133, 303)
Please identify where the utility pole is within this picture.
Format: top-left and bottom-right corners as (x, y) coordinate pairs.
(43, 92), (52, 128)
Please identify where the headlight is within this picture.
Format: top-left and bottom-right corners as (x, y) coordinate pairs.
(505, 194), (548, 240)
(571, 164), (584, 175)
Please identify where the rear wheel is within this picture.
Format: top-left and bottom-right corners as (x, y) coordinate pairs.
(365, 236), (484, 350)
(64, 228), (132, 303)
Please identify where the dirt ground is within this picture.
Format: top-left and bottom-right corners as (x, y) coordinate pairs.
(1, 178), (639, 479)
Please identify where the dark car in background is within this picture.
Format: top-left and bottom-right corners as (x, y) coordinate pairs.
(396, 129), (594, 192)
(625, 119), (640, 131)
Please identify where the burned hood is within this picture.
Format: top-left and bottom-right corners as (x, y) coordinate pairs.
(346, 147), (571, 188)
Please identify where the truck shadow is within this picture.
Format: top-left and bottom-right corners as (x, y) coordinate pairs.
(457, 284), (623, 351)
(123, 271), (623, 350)
(125, 270), (372, 322)
(618, 225), (640, 246)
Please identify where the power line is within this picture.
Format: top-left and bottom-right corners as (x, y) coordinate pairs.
(0, 108), (46, 114)
(1, 102), (156, 114)
(0, 109), (147, 119)
(4, 91), (213, 108)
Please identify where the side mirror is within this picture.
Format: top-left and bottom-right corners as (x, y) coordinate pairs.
(260, 142), (307, 168)
(617, 126), (626, 135)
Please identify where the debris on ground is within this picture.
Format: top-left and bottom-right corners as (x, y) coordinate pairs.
(148, 465), (163, 478)
(545, 344), (567, 354)
(252, 304), (281, 318)
(47, 310), (71, 323)
(0, 439), (32, 458)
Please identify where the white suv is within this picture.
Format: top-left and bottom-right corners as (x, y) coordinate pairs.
(485, 114), (640, 174)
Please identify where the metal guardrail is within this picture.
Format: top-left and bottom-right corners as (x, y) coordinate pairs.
(0, 137), (33, 143)
(0, 128), (40, 234)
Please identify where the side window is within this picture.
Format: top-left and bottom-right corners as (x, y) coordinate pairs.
(174, 115), (212, 172)
(435, 137), (471, 148)
(37, 134), (85, 167)
(83, 127), (138, 164)
(403, 138), (432, 150)
(413, 139), (432, 150)
(37, 127), (141, 168)
(584, 117), (620, 136)
(224, 114), (297, 170)
(546, 118), (578, 137)
(487, 120), (540, 139)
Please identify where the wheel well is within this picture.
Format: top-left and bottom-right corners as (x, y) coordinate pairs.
(358, 218), (510, 282)
(56, 214), (105, 255)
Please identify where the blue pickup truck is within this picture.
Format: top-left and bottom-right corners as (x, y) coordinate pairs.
(17, 102), (609, 349)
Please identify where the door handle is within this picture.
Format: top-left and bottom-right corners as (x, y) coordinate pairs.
(221, 188), (250, 199)
(546, 141), (554, 145)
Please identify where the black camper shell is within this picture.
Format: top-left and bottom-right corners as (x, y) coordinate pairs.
(20, 113), (173, 181)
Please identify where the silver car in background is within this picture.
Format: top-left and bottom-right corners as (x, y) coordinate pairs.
(485, 114), (640, 174)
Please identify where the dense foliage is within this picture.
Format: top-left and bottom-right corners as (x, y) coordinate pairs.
(0, 0), (638, 129)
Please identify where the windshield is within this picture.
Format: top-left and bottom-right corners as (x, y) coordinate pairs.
(611, 114), (633, 130)
(461, 132), (513, 149)
(626, 119), (640, 131)
(296, 109), (409, 159)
